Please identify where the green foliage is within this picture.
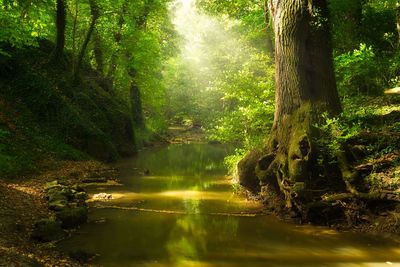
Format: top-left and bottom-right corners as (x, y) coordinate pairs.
(315, 112), (363, 161)
(331, 0), (399, 97)
(0, 0), (53, 53)
(360, 1), (397, 52)
(198, 0), (270, 49)
(206, 51), (274, 148)
(223, 148), (246, 176)
(315, 95), (400, 166)
(335, 44), (383, 96)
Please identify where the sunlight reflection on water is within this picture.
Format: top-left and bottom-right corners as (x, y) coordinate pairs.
(58, 144), (400, 267)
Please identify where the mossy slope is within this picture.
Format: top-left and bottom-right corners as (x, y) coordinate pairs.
(0, 41), (136, 177)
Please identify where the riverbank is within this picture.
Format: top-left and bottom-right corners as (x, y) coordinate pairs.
(0, 125), (205, 266)
(240, 95), (400, 239)
(0, 159), (120, 266)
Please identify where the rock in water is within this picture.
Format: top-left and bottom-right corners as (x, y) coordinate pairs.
(31, 219), (65, 242)
(56, 206), (88, 228)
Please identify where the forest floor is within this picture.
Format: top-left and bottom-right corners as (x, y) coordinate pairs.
(0, 160), (117, 267)
(337, 95), (400, 235)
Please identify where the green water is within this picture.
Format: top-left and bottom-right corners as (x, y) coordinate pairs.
(58, 144), (400, 267)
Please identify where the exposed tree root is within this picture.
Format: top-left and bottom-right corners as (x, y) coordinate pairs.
(321, 191), (400, 203)
(238, 102), (400, 223)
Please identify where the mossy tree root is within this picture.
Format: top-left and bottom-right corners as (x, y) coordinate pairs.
(239, 102), (400, 217)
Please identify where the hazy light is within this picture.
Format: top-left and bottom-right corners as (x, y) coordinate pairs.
(170, 0), (237, 68)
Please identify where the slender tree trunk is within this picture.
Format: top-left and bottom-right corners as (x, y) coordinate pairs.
(50, 0), (66, 64)
(72, 0), (79, 71)
(263, 0), (274, 58)
(239, 0), (342, 212)
(74, 0), (99, 81)
(126, 1), (154, 127)
(397, 4), (400, 48)
(106, 0), (128, 79)
(93, 31), (104, 74)
(130, 76), (144, 127)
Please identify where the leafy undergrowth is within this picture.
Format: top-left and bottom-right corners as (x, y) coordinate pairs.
(313, 94), (400, 233)
(0, 41), (136, 178)
(342, 95), (400, 191)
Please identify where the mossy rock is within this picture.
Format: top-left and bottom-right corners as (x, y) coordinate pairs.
(73, 191), (88, 203)
(45, 184), (75, 203)
(56, 207), (88, 228)
(44, 180), (61, 190)
(46, 190), (68, 202)
(238, 149), (261, 192)
(31, 219), (65, 242)
(71, 184), (85, 192)
(48, 199), (68, 211)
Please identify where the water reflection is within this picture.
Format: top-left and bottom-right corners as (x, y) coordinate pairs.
(58, 144), (400, 267)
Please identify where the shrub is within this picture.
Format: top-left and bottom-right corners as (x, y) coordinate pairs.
(335, 44), (383, 96)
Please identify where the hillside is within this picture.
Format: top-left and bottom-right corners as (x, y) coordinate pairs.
(0, 41), (136, 177)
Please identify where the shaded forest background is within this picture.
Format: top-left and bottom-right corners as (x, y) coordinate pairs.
(0, 0), (399, 183)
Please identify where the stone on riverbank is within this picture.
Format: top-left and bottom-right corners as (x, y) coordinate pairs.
(43, 181), (89, 229)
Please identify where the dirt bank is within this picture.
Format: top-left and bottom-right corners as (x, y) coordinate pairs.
(0, 159), (118, 267)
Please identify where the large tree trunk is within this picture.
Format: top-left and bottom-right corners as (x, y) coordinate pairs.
(239, 0), (343, 213)
(50, 0), (66, 64)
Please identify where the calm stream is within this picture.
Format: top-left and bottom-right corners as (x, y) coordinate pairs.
(59, 144), (400, 267)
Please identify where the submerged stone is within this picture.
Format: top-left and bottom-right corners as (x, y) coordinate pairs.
(31, 219), (65, 242)
(48, 199), (68, 211)
(56, 206), (88, 228)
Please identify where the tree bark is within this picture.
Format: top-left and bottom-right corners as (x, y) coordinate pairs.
(93, 30), (104, 74)
(239, 0), (343, 212)
(263, 0), (275, 58)
(270, 0), (341, 126)
(129, 74), (144, 127)
(74, 0), (99, 81)
(397, 4), (400, 48)
(126, 0), (154, 127)
(72, 0), (79, 71)
(50, 0), (67, 64)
